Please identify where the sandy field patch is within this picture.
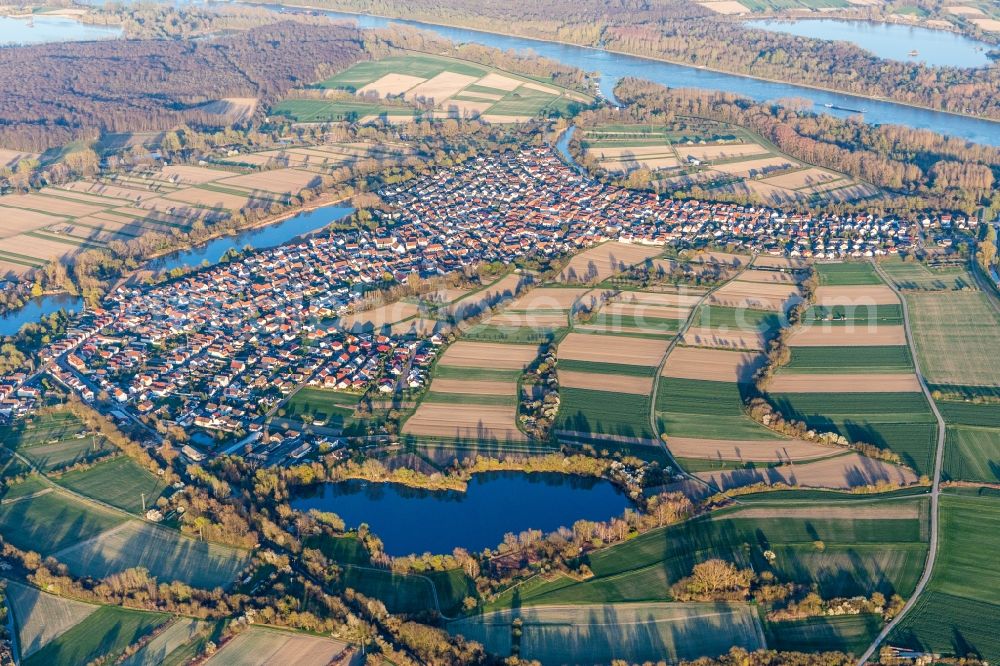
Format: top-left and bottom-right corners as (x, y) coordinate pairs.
(402, 403), (526, 442)
(41, 187), (128, 206)
(507, 287), (594, 310)
(63, 181), (153, 202)
(357, 73), (426, 96)
(698, 0), (751, 13)
(430, 379), (516, 395)
(520, 81), (561, 95)
(697, 452), (918, 490)
(587, 145), (675, 159)
(736, 269), (802, 284)
(0, 206), (68, 236)
(945, 4), (984, 14)
(661, 347), (765, 383)
(475, 72), (524, 91)
(601, 156), (680, 171)
(768, 373), (921, 393)
(620, 290), (705, 307)
(574, 324), (673, 336)
(446, 273), (527, 321)
(0, 148), (37, 168)
(218, 168), (320, 194)
(753, 255), (810, 270)
(558, 332), (668, 366)
(198, 97), (258, 122)
(814, 285), (898, 306)
(760, 167), (839, 190)
(443, 99), (494, 117)
(407, 72), (480, 103)
(487, 311), (569, 327)
(558, 241), (662, 283)
(3, 193), (105, 217)
(559, 370), (653, 395)
(603, 302), (690, 320)
(680, 326), (767, 351)
(479, 114), (535, 123)
(709, 281), (802, 311)
(2, 234), (78, 261)
(205, 626), (351, 666)
(439, 341), (539, 369)
(668, 436), (837, 462)
(971, 17), (1000, 30)
(391, 317), (444, 337)
(163, 188), (261, 211)
(555, 430), (660, 446)
(676, 143), (766, 161)
(340, 301), (420, 331)
(456, 91), (504, 101)
(711, 156), (797, 177)
(0, 260), (32, 276)
(686, 251), (751, 267)
(154, 165), (229, 185)
(787, 324), (907, 346)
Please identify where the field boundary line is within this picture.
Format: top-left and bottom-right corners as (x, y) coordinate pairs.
(648, 259), (750, 491)
(858, 259), (947, 664)
(49, 520), (138, 561)
(0, 488), (52, 505)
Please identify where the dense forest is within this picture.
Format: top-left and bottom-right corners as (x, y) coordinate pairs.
(0, 22), (366, 150)
(611, 78), (1000, 215)
(258, 0), (1000, 120)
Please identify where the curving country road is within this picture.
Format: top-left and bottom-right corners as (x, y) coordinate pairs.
(857, 259), (947, 664)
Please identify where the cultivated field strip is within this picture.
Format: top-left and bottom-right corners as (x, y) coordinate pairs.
(5, 579), (98, 658)
(204, 626), (352, 666)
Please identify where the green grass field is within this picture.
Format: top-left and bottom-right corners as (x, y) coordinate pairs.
(556, 387), (654, 441)
(340, 565), (472, 615)
(943, 426), (1000, 484)
(488, 501), (927, 609)
(24, 606), (170, 666)
(0, 411), (116, 472)
(56, 520), (249, 589)
(558, 359), (657, 377)
(815, 262), (881, 286)
(782, 345), (913, 374)
(56, 456), (169, 515)
(766, 614), (882, 655)
(656, 377), (777, 440)
(904, 292), (1000, 387)
(879, 259), (974, 292)
(303, 533), (371, 565)
(693, 305), (784, 333)
(802, 303), (903, 327)
(767, 392), (936, 474)
(0, 482), (126, 554)
(890, 493), (1000, 661)
(282, 388), (367, 433)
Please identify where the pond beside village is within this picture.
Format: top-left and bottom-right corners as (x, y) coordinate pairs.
(290, 471), (634, 556)
(0, 293), (84, 338)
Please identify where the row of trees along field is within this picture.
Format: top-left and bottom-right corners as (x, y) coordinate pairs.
(610, 79), (1000, 216)
(254, 0), (1000, 120)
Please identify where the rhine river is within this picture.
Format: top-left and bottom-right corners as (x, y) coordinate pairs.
(290, 471), (634, 556)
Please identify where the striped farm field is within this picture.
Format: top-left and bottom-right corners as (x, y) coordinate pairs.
(692, 305), (784, 336)
(555, 387), (655, 443)
(879, 258), (975, 292)
(766, 615), (882, 655)
(0, 481), (126, 554)
(6, 580), (99, 659)
(661, 346), (766, 383)
(56, 456), (169, 515)
(696, 452), (918, 491)
(786, 323), (906, 346)
(890, 493), (1000, 661)
(448, 602), (763, 664)
(558, 331), (668, 366)
(121, 618), (212, 666)
(707, 279), (803, 311)
(938, 400), (1000, 483)
(802, 303), (903, 327)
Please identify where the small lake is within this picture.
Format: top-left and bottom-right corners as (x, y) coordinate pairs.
(745, 19), (993, 68)
(0, 15), (122, 46)
(148, 204), (354, 272)
(0, 293), (84, 338)
(291, 471), (634, 556)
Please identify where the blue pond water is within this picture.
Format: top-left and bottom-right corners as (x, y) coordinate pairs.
(148, 204), (354, 272)
(291, 471), (634, 556)
(0, 15), (121, 46)
(746, 19), (993, 69)
(0, 293), (84, 338)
